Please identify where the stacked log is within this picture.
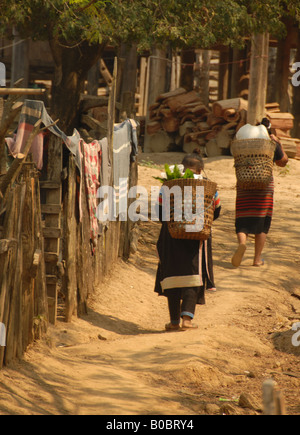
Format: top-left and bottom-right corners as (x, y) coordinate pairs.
(263, 103), (299, 159)
(147, 88), (211, 154)
(147, 91), (248, 156)
(147, 89), (300, 159)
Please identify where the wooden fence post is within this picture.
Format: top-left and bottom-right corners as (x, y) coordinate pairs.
(108, 57), (117, 168)
(263, 379), (287, 415)
(64, 154), (77, 322)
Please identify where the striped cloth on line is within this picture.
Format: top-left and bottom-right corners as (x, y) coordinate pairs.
(80, 139), (102, 247)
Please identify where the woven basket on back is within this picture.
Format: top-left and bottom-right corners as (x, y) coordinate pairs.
(231, 138), (276, 190)
(162, 178), (217, 240)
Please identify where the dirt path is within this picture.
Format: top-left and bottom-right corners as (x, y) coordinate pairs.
(0, 153), (299, 415)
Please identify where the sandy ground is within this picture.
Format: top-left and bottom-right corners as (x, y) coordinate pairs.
(0, 152), (300, 415)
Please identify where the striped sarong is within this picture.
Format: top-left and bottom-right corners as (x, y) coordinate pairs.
(235, 178), (274, 234)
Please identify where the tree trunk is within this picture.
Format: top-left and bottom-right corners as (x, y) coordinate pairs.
(180, 49), (195, 91)
(199, 50), (211, 106)
(275, 19), (294, 112)
(118, 43), (138, 120)
(49, 38), (105, 134)
(218, 48), (230, 100)
(229, 47), (248, 98)
(247, 33), (269, 125)
(11, 27), (29, 88)
(143, 46), (168, 152)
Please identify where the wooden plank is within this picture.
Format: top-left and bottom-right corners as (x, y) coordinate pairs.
(20, 171), (35, 354)
(166, 91), (201, 112)
(43, 227), (61, 239)
(0, 88), (45, 95)
(80, 95), (109, 112)
(138, 57), (147, 116)
(44, 252), (59, 263)
(64, 154), (77, 322)
(267, 111), (294, 130)
(32, 174), (48, 340)
(107, 57), (118, 169)
(81, 114), (108, 134)
(47, 297), (57, 323)
(3, 183), (25, 365)
(40, 181), (61, 189)
(212, 98), (248, 118)
(41, 204), (61, 214)
(46, 275), (58, 285)
(100, 59), (113, 86)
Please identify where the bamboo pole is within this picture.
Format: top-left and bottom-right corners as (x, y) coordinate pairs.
(0, 88), (45, 96)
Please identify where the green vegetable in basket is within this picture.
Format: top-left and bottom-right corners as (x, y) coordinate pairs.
(183, 168), (195, 179)
(153, 164), (195, 183)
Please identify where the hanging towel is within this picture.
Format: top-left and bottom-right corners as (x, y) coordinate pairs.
(80, 139), (102, 247)
(112, 119), (139, 218)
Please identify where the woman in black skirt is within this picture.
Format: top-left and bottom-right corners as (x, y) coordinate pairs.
(154, 151), (221, 331)
(231, 119), (288, 268)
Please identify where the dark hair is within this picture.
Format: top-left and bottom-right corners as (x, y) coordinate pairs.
(182, 148), (204, 172)
(260, 117), (272, 133)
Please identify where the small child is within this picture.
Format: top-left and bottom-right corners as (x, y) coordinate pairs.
(154, 150), (221, 331)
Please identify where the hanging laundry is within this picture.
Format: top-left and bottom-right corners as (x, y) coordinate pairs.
(5, 99), (82, 171)
(113, 119), (139, 218)
(80, 139), (102, 248)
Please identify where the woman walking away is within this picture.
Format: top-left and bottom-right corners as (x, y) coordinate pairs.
(154, 150), (221, 331)
(231, 120), (288, 268)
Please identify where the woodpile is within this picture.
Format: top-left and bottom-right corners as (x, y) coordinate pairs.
(265, 105), (300, 159)
(147, 90), (247, 156)
(146, 88), (300, 159)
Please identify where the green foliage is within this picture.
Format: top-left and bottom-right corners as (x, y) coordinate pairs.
(153, 164), (195, 183)
(0, 0), (299, 50)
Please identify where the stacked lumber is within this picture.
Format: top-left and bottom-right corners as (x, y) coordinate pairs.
(147, 89), (300, 159)
(265, 104), (299, 159)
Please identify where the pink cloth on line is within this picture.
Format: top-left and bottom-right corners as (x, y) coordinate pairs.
(80, 139), (102, 247)
(6, 123), (44, 170)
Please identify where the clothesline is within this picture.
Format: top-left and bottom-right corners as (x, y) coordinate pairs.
(146, 53), (268, 68)
(4, 99), (138, 250)
(0, 38), (29, 51)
